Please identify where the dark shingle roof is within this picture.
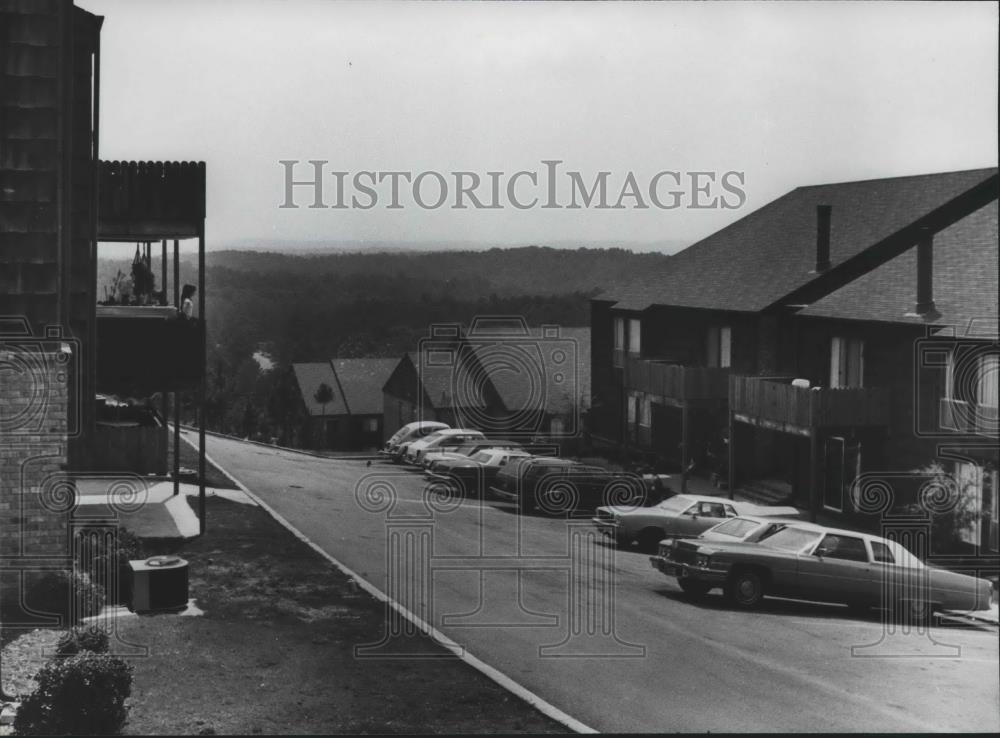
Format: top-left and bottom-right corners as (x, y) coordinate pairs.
(294, 358), (398, 416)
(473, 327), (592, 416)
(293, 362), (345, 416)
(331, 358), (399, 415)
(600, 168), (998, 313)
(801, 201), (998, 330)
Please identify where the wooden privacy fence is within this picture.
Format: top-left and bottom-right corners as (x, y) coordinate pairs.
(624, 356), (730, 402)
(730, 375), (890, 429)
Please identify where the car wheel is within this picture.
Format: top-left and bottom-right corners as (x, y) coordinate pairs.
(725, 568), (765, 609)
(678, 579), (711, 598)
(637, 528), (664, 553)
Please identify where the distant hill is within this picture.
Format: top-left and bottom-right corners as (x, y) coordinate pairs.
(200, 245), (671, 297)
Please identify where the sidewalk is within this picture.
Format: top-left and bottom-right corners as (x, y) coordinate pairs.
(73, 478), (256, 539)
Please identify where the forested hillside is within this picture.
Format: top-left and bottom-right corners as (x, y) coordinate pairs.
(96, 246), (669, 440)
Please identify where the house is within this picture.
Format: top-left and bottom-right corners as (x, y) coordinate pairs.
(293, 358), (398, 450)
(467, 325), (592, 451)
(591, 168), (998, 557)
(381, 320), (591, 448)
(1, 0), (209, 613)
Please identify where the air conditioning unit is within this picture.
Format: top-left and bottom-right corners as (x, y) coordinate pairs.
(129, 556), (189, 612)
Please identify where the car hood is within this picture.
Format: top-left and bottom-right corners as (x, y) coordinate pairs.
(596, 504), (665, 517)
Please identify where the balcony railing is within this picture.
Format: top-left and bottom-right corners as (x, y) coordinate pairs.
(623, 356), (730, 403)
(98, 160), (206, 240)
(730, 375), (890, 431)
(940, 398), (999, 437)
(97, 307), (204, 393)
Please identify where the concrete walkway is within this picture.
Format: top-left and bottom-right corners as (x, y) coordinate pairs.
(73, 478), (256, 539)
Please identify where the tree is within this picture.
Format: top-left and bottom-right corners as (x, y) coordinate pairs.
(314, 382), (334, 417)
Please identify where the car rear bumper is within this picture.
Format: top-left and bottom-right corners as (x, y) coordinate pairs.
(649, 555), (728, 583)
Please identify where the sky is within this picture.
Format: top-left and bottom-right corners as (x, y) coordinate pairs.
(79, 0), (998, 253)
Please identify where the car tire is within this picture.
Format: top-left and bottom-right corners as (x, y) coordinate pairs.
(725, 568), (766, 609)
(678, 579), (711, 598)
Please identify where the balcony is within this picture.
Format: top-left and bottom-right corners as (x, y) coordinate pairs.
(730, 375), (890, 434)
(96, 306), (204, 394)
(98, 160), (205, 241)
(940, 398), (999, 438)
(623, 356), (729, 405)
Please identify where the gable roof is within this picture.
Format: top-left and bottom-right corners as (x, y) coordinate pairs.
(330, 358), (399, 415)
(403, 348), (489, 410)
(473, 326), (592, 416)
(600, 168), (998, 313)
(294, 358), (398, 416)
(293, 362), (345, 416)
(800, 200), (998, 331)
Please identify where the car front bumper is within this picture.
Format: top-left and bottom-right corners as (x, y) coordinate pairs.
(649, 555), (728, 583)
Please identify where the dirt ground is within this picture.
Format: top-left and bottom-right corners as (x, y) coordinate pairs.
(115, 497), (568, 735)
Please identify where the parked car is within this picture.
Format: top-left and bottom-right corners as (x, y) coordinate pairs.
(593, 494), (801, 551)
(404, 428), (486, 466)
(490, 457), (645, 516)
(381, 421), (449, 462)
(421, 439), (524, 470)
(425, 448), (533, 496)
(649, 521), (994, 616)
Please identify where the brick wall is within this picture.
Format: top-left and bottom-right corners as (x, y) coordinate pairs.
(1, 344), (73, 608)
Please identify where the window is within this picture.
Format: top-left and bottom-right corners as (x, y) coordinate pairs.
(978, 352), (999, 411)
(830, 337), (864, 388)
(724, 504), (737, 517)
(627, 392), (638, 424)
(871, 541), (895, 564)
(361, 417), (379, 433)
(638, 395), (651, 427)
(707, 326), (732, 368)
(816, 534), (868, 562)
(698, 502), (726, 518)
(550, 417), (565, 435)
(628, 319), (642, 356)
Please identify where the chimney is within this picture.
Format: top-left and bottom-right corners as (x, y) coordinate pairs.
(815, 205), (831, 272)
(916, 233), (935, 314)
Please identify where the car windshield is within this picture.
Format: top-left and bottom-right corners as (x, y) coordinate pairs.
(758, 527), (824, 552)
(656, 497), (691, 513)
(470, 451), (492, 463)
(707, 518), (760, 539)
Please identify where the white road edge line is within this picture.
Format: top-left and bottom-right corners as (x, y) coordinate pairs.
(187, 435), (597, 734)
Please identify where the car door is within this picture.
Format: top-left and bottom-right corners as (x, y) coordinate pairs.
(667, 501), (709, 536)
(796, 533), (874, 604)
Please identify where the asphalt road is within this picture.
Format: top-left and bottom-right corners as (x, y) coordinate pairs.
(199, 433), (1000, 733)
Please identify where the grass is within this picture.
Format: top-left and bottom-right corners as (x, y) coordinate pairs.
(115, 496), (568, 735)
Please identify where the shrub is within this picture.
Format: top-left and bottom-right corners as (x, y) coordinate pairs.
(76, 527), (146, 605)
(26, 569), (106, 625)
(55, 626), (110, 657)
(12, 653), (133, 736)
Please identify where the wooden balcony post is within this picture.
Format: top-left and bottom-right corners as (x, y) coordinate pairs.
(680, 403), (689, 494)
(727, 410), (736, 501)
(808, 430), (819, 523)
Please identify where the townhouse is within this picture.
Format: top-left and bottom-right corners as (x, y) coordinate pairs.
(591, 168), (998, 555)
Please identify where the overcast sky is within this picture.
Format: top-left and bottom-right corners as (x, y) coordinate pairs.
(79, 0), (998, 252)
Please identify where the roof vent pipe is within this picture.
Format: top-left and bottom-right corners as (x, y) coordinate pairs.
(815, 205), (832, 272)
